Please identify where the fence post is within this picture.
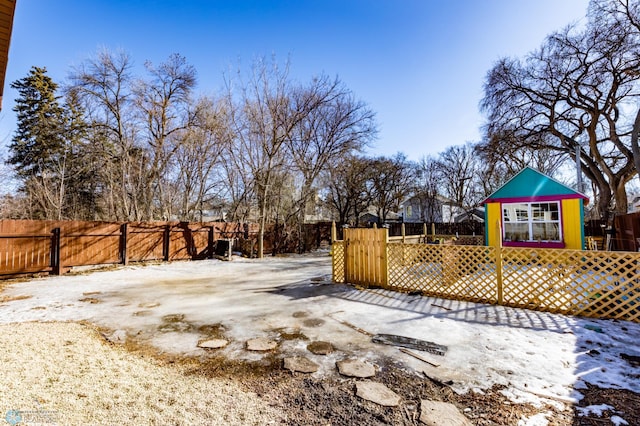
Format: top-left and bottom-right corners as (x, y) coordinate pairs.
(495, 220), (503, 304)
(208, 226), (215, 259)
(163, 224), (171, 261)
(401, 223), (406, 244)
(331, 221), (337, 243)
(51, 227), (61, 275)
(382, 228), (389, 286)
(120, 223), (128, 265)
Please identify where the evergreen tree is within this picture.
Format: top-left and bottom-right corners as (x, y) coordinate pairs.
(6, 66), (95, 219)
(8, 66), (67, 178)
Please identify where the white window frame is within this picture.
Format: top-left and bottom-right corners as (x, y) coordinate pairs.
(502, 201), (562, 243)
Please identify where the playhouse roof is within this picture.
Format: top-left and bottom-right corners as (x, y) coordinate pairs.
(483, 167), (588, 204)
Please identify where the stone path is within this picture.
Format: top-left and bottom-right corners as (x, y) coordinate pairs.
(419, 400), (473, 426)
(246, 337), (278, 351)
(197, 336), (470, 424)
(356, 381), (401, 406)
(336, 359), (376, 378)
(283, 356), (319, 373)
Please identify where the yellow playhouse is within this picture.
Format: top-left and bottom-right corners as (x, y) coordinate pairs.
(484, 167), (588, 250)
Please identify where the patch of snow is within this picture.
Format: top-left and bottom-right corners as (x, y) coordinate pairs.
(611, 415), (629, 426)
(576, 404), (613, 417)
(518, 412), (549, 426)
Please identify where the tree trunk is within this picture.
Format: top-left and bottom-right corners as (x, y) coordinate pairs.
(631, 109), (640, 188)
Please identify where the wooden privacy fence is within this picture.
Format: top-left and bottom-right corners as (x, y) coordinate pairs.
(332, 228), (640, 323)
(0, 220), (258, 277)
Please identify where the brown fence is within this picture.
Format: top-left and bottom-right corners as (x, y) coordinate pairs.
(0, 220), (260, 277)
(613, 212), (640, 251)
(333, 228), (640, 323)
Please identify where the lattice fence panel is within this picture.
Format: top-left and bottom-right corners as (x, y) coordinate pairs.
(501, 248), (640, 321)
(332, 241), (345, 283)
(567, 251), (639, 321)
(332, 230), (640, 323)
(387, 243), (498, 304)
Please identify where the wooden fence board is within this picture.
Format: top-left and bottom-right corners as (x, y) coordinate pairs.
(0, 235), (51, 275)
(128, 224), (165, 262)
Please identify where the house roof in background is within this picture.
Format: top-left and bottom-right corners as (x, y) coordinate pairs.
(0, 0), (16, 111)
(483, 167), (588, 204)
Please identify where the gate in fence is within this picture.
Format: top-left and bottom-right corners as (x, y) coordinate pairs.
(341, 228), (389, 287)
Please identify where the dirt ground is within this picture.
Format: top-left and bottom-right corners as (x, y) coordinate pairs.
(143, 338), (639, 426)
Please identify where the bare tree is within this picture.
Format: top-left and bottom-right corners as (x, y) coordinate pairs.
(174, 96), (230, 221)
(68, 49), (141, 220)
(481, 7), (640, 216)
(590, 0), (640, 189)
(225, 58), (344, 257)
(220, 145), (255, 222)
(321, 155), (370, 225)
(225, 58), (293, 257)
(366, 153), (414, 225)
(412, 156), (443, 222)
(476, 129), (567, 194)
(133, 53), (197, 220)
(435, 143), (483, 214)
(286, 74), (376, 249)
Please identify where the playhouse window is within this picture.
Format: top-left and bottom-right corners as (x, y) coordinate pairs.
(502, 202), (561, 242)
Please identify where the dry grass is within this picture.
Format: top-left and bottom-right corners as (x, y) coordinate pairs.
(0, 275), (41, 292)
(0, 322), (283, 425)
(0, 294), (32, 303)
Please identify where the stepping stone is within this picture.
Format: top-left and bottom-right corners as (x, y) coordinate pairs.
(246, 337), (278, 351)
(355, 381), (401, 407)
(419, 400), (472, 426)
(197, 339), (228, 349)
(283, 356), (319, 373)
(307, 341), (333, 355)
(337, 359), (376, 378)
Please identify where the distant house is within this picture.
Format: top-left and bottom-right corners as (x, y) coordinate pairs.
(401, 194), (464, 223)
(358, 209), (402, 227)
(483, 167), (588, 249)
(453, 206), (485, 223)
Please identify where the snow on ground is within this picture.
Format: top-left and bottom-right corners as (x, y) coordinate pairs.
(1, 253), (638, 412)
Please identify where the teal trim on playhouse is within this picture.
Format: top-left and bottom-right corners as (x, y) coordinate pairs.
(484, 167), (587, 202)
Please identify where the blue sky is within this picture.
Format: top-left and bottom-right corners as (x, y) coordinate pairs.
(0, 0), (589, 161)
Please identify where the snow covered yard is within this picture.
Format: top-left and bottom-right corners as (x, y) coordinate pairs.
(0, 252), (638, 425)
